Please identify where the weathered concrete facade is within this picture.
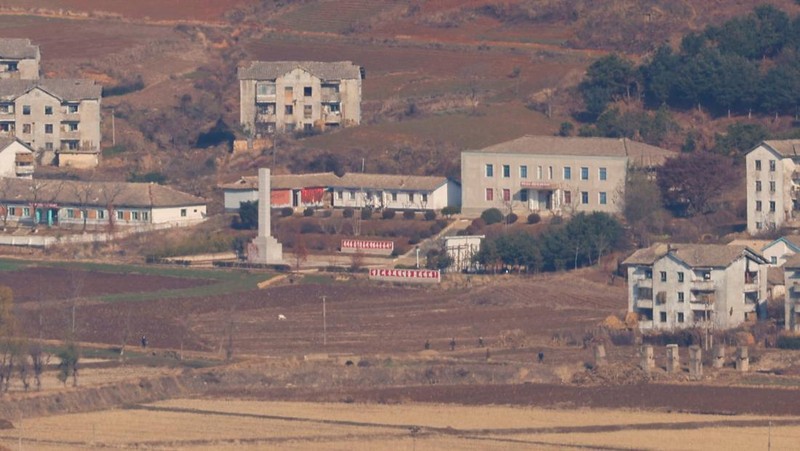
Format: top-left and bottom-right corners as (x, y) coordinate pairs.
(239, 61), (362, 137)
(745, 140), (800, 235)
(460, 136), (673, 217)
(0, 39), (40, 80)
(624, 244), (769, 331)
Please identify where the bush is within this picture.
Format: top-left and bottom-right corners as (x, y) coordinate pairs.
(322, 210), (333, 218)
(470, 217), (486, 229)
(429, 223), (443, 235)
(280, 207), (294, 217)
(506, 213), (518, 224)
(550, 215), (563, 225)
(299, 222), (322, 234)
(361, 208), (373, 220)
(403, 210), (416, 220)
(343, 207), (355, 218)
(382, 209), (396, 220)
(441, 205), (461, 217)
(777, 335), (800, 349)
(303, 207), (315, 217)
(527, 213), (541, 224)
(481, 208), (504, 225)
(424, 210), (437, 221)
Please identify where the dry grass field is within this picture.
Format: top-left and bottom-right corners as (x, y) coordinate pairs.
(1, 398), (799, 450)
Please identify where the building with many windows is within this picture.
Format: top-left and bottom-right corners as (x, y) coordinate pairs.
(238, 61), (362, 137)
(745, 140), (800, 235)
(623, 243), (769, 331)
(460, 135), (673, 217)
(0, 78), (101, 167)
(0, 39), (39, 80)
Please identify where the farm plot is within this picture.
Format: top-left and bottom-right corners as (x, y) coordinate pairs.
(2, 398), (799, 450)
(0, 0), (247, 22)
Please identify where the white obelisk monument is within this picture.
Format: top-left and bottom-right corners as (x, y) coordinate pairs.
(249, 167), (283, 264)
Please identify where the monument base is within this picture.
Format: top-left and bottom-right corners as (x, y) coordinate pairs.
(249, 235), (283, 264)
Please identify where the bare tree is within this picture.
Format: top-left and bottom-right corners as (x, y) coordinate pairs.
(0, 178), (14, 231)
(98, 182), (125, 232)
(70, 181), (98, 232)
(117, 304), (133, 361)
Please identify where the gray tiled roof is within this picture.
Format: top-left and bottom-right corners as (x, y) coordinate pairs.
(760, 140), (800, 157)
(0, 178), (205, 208)
(470, 135), (674, 167)
(238, 61), (361, 81)
(623, 243), (765, 268)
(0, 38), (38, 59)
(0, 79), (101, 102)
(784, 252), (800, 269)
(219, 172), (451, 192)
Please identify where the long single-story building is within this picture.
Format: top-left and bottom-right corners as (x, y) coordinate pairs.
(461, 135), (673, 217)
(0, 178), (206, 227)
(220, 172), (461, 212)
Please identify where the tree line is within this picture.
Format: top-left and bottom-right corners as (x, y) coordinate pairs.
(580, 5), (800, 119)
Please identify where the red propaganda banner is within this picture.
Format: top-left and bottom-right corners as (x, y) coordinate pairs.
(368, 268), (441, 284)
(341, 239), (394, 255)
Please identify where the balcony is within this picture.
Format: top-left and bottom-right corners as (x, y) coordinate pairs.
(638, 320), (654, 330)
(15, 165), (33, 176)
(321, 92), (340, 103)
(60, 130), (80, 140)
(323, 112), (341, 123)
(744, 282), (759, 293)
(256, 113), (276, 123)
(691, 280), (715, 292)
(636, 278), (652, 289)
(635, 298), (653, 309)
(256, 93), (276, 103)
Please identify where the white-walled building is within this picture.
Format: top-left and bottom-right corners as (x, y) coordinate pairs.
(220, 172), (460, 212)
(624, 243), (769, 331)
(745, 140), (800, 235)
(238, 61), (362, 137)
(444, 235), (484, 272)
(0, 178), (205, 228)
(460, 135), (673, 217)
(0, 39), (39, 80)
(0, 137), (33, 179)
(783, 253), (800, 331)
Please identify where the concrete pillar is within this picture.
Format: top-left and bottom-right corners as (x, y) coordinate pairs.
(736, 346), (749, 372)
(594, 344), (607, 367)
(712, 345), (725, 369)
(639, 345), (654, 373)
(249, 168), (283, 264)
(666, 344), (680, 373)
(688, 345), (702, 379)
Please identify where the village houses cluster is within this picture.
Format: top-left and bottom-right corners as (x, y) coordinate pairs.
(2, 39), (800, 333)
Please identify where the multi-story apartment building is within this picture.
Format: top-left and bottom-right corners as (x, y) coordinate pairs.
(460, 135), (673, 217)
(745, 140), (800, 235)
(784, 253), (800, 331)
(624, 243), (769, 331)
(0, 39), (40, 80)
(0, 78), (101, 167)
(238, 61), (362, 137)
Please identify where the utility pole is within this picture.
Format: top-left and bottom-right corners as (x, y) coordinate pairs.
(111, 108), (115, 146)
(322, 295), (327, 346)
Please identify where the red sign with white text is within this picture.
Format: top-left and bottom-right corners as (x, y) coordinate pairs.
(369, 268), (441, 283)
(341, 239), (394, 254)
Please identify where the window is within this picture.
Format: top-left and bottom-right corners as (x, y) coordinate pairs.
(44, 106), (52, 115)
(599, 192), (607, 205)
(180, 209), (187, 217)
(564, 191), (571, 204)
(8, 207), (15, 216)
(303, 123), (312, 131)
(677, 312), (685, 323)
(409, 193), (415, 202)
(22, 207), (29, 217)
(757, 221), (763, 229)
(756, 181), (762, 192)
(391, 192), (397, 201)
(581, 167), (589, 180)
(645, 270), (652, 279)
(520, 190), (528, 202)
(770, 201), (776, 212)
(67, 123), (78, 132)
(284, 87), (293, 101)
(537, 166), (542, 179)
(485, 188), (494, 201)
(0, 123), (10, 132)
(678, 272), (684, 283)
(142, 211), (149, 221)
(503, 188), (511, 201)
(520, 165), (528, 178)
(771, 256), (778, 264)
(337, 190), (343, 200)
(563, 166), (571, 180)
(770, 181), (776, 192)
(485, 164), (493, 177)
(117, 210), (124, 220)
(599, 167), (607, 181)
(97, 209), (105, 219)
(756, 201), (762, 211)
(304, 105), (312, 119)
(421, 193), (428, 203)
(256, 83), (276, 96)
(66, 209), (74, 219)
(67, 104), (78, 114)
(304, 86), (312, 96)
(678, 292), (685, 303)
(328, 103), (340, 113)
(285, 105), (293, 115)
(22, 105), (30, 115)
(0, 104), (10, 114)
(132, 211), (139, 220)
(349, 190), (356, 200)
(770, 160), (776, 171)
(660, 312), (667, 323)
(22, 124), (30, 134)
(548, 166), (553, 179)
(755, 160), (761, 170)
(502, 164), (510, 178)
(581, 191), (589, 204)
(44, 124), (53, 134)
(660, 271), (667, 282)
